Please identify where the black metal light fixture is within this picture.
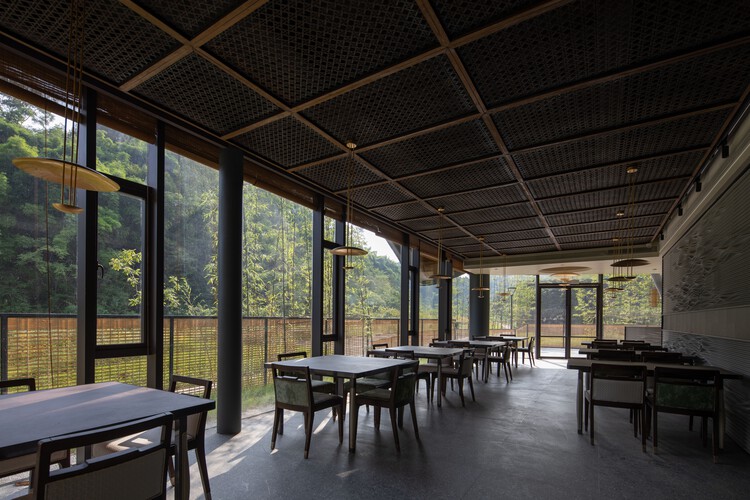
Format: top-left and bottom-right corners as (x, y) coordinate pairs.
(330, 140), (368, 263)
(470, 236), (490, 298)
(429, 207), (452, 281)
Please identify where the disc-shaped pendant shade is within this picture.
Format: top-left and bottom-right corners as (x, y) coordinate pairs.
(607, 276), (631, 282)
(611, 258), (650, 268)
(329, 245), (368, 256)
(13, 158), (120, 192)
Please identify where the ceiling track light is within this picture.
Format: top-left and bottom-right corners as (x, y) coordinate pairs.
(695, 174), (702, 192)
(678, 204), (683, 216)
(722, 140), (730, 158)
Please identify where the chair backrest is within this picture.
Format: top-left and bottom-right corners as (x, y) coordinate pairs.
(386, 348), (415, 360)
(390, 364), (418, 407)
(653, 366), (721, 414)
(641, 351), (683, 363)
(367, 349), (394, 358)
(32, 413), (173, 500)
(170, 375), (212, 440)
(591, 349), (637, 361)
(526, 337), (535, 351)
(622, 341), (650, 350)
(590, 363), (646, 404)
(0, 377), (36, 394)
(277, 351), (307, 361)
(272, 364), (312, 411)
(372, 342), (389, 349)
(591, 340), (618, 349)
(459, 350), (474, 376)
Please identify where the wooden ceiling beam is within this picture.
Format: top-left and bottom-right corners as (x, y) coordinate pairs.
(417, 0), (562, 252)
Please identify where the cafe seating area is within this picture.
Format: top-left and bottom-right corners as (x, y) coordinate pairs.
(2, 1), (750, 498)
(7, 360), (748, 500)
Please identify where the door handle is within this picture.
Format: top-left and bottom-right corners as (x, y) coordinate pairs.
(97, 262), (105, 279)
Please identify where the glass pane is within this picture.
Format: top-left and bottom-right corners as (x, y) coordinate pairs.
(95, 124), (148, 184)
(345, 228), (400, 353)
(240, 184), (313, 417)
(539, 287), (566, 357)
(604, 274), (662, 342)
(571, 287), (597, 355)
(0, 92), (78, 389)
(97, 191), (144, 345)
(418, 257), (439, 344)
(96, 356), (147, 386)
(163, 149), (219, 388)
(452, 273), (469, 338)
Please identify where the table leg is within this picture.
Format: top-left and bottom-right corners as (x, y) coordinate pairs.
(348, 378), (357, 452)
(437, 361), (443, 408)
(719, 387), (726, 449)
(174, 415), (189, 499)
(576, 370), (583, 434)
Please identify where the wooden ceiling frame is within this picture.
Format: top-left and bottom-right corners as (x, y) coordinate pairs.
(113, 0), (750, 258)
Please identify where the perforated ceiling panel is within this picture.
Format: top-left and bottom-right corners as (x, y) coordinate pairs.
(361, 119), (499, 178)
(302, 55), (475, 147)
(3, 0), (749, 261)
(296, 157), (384, 192)
(134, 54), (279, 135)
(135, 0), (245, 39)
(203, 0), (438, 105)
(399, 157), (514, 198)
(233, 116), (341, 168)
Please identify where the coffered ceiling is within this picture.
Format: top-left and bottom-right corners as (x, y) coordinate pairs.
(2, 0), (749, 264)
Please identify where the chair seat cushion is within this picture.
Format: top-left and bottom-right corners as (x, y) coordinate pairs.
(356, 387), (391, 401)
(356, 377), (391, 393)
(310, 380), (336, 393)
(312, 392), (343, 406)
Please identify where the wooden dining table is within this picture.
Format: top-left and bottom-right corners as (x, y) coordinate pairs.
(430, 340), (506, 381)
(375, 345), (465, 404)
(270, 354), (417, 452)
(566, 358), (741, 447)
(0, 381), (215, 500)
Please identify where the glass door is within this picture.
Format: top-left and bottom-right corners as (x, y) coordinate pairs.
(537, 282), (601, 359)
(539, 287), (567, 358)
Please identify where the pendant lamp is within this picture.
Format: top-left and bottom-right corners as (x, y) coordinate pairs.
(330, 140), (368, 264)
(12, 0), (119, 214)
(430, 207), (451, 281)
(471, 236), (489, 298)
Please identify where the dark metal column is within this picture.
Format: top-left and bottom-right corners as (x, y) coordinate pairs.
(410, 248), (420, 345)
(399, 234), (409, 346)
(469, 273), (490, 338)
(333, 219), (345, 355)
(76, 88), (97, 385)
(146, 121), (165, 389)
(217, 147), (243, 435)
(437, 259), (453, 340)
(311, 195), (324, 357)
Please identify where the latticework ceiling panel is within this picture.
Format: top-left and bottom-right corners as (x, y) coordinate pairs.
(203, 0), (438, 105)
(2, 0), (749, 260)
(134, 54), (280, 135)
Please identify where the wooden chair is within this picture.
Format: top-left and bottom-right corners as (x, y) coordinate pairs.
(32, 413), (173, 500)
(277, 351), (336, 394)
(0, 378), (70, 486)
(585, 363), (647, 451)
(371, 342), (389, 349)
(591, 340), (619, 349)
(515, 337), (536, 367)
(93, 375), (213, 499)
(271, 364), (344, 459)
(386, 349), (431, 400)
(488, 344), (514, 382)
(352, 363), (420, 452)
(435, 350), (476, 406)
(590, 349), (637, 361)
(646, 366), (722, 462)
